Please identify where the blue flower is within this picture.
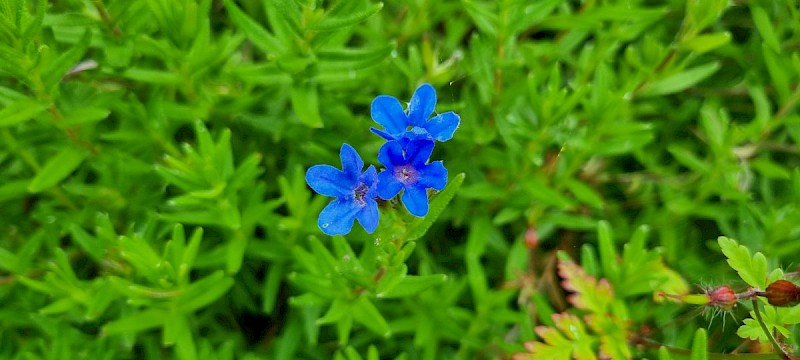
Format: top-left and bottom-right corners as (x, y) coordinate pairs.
(377, 139), (447, 217)
(370, 83), (460, 146)
(305, 144), (379, 235)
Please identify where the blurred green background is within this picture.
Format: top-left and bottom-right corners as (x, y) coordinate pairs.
(1, 0), (799, 359)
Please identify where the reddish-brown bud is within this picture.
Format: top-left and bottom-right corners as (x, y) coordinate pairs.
(706, 285), (737, 310)
(524, 227), (539, 250)
(765, 280), (800, 307)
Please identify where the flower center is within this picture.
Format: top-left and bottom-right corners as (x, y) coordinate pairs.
(395, 165), (419, 185)
(353, 183), (369, 206)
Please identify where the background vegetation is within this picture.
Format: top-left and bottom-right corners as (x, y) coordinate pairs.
(1, 0), (799, 359)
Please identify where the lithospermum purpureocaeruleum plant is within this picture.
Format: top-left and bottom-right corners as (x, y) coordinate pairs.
(306, 84), (460, 234)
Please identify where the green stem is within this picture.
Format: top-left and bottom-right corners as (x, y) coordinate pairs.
(751, 298), (790, 360)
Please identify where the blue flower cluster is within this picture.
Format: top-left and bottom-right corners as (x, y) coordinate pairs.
(305, 84), (460, 236)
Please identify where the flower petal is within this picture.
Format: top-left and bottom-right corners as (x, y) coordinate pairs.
(306, 165), (353, 197)
(408, 84), (436, 127)
(377, 140), (405, 168)
(405, 139), (435, 167)
(401, 186), (429, 217)
(424, 112), (460, 142)
(377, 170), (403, 200)
(318, 198), (360, 235)
(370, 127), (397, 141)
(356, 198), (379, 233)
(339, 143), (364, 179)
(419, 161), (448, 191)
(371, 95), (408, 135)
(360, 165), (379, 198)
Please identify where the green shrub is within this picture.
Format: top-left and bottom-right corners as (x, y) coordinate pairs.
(1, 0), (799, 359)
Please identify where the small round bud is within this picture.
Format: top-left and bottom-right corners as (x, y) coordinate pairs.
(706, 285), (737, 310)
(765, 280), (800, 307)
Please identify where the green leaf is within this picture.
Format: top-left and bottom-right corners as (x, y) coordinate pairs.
(667, 144), (710, 173)
(103, 308), (168, 335)
(597, 220), (619, 283)
(522, 177), (575, 209)
(309, 2), (383, 31)
(28, 146), (87, 193)
(67, 223), (104, 261)
(223, 0), (285, 55)
(717, 236), (767, 288)
(681, 32), (731, 54)
(406, 173), (465, 241)
(0, 98), (48, 126)
(689, 328), (708, 360)
(640, 62), (720, 96)
(558, 255), (613, 313)
(176, 271), (234, 313)
(564, 178), (604, 209)
(122, 68), (182, 85)
(750, 158), (791, 179)
(376, 274), (447, 298)
(290, 84), (323, 128)
(750, 6), (780, 53)
(350, 297), (391, 337)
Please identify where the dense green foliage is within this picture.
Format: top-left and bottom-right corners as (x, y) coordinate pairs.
(1, 0), (799, 359)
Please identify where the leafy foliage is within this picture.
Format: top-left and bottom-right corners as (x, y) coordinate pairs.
(1, 0), (799, 359)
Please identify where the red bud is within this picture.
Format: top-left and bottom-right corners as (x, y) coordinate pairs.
(706, 285), (737, 310)
(765, 280), (800, 307)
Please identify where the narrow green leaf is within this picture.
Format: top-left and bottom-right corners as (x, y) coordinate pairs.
(750, 158), (791, 179)
(102, 308), (168, 335)
(309, 2), (383, 31)
(376, 274), (447, 298)
(28, 146), (87, 193)
(689, 328), (708, 360)
(750, 6), (780, 53)
(176, 271), (234, 313)
(681, 32), (731, 54)
(667, 144), (710, 173)
(641, 62), (720, 96)
(564, 178), (604, 209)
(39, 298), (78, 315)
(223, 0), (285, 55)
(0, 247), (17, 272)
(0, 98), (48, 127)
(597, 220), (619, 282)
(351, 297), (391, 337)
(290, 84), (323, 128)
(67, 223), (104, 261)
(122, 68), (182, 85)
(406, 173), (465, 241)
(60, 107), (110, 127)
(225, 231), (247, 274)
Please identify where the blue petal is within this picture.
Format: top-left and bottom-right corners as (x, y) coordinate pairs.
(377, 170), (403, 200)
(370, 127), (397, 141)
(419, 161), (448, 191)
(360, 165), (379, 198)
(339, 143), (364, 179)
(401, 186), (429, 217)
(356, 198), (379, 233)
(306, 165), (353, 197)
(318, 198), (360, 235)
(377, 140), (405, 168)
(371, 95), (408, 135)
(423, 112), (460, 142)
(408, 84), (436, 127)
(405, 139), (435, 167)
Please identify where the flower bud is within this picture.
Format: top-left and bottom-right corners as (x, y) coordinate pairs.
(765, 280), (800, 307)
(706, 285), (737, 310)
(525, 227), (539, 249)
